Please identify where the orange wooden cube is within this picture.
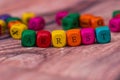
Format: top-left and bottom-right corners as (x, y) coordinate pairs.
(90, 16), (104, 29)
(66, 29), (81, 47)
(8, 21), (21, 29)
(80, 14), (94, 28)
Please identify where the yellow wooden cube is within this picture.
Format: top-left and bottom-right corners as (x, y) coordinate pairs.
(0, 20), (7, 35)
(52, 30), (66, 48)
(10, 23), (28, 39)
(22, 12), (35, 24)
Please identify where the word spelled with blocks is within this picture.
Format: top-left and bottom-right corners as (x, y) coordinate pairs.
(22, 26), (111, 48)
(109, 10), (120, 32)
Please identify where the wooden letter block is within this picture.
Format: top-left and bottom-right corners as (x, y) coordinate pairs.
(22, 30), (36, 47)
(56, 11), (68, 25)
(37, 30), (51, 48)
(8, 21), (21, 29)
(109, 17), (120, 32)
(6, 17), (21, 23)
(62, 13), (80, 30)
(22, 12), (35, 24)
(81, 28), (95, 45)
(95, 26), (111, 44)
(80, 14), (94, 28)
(0, 20), (6, 36)
(66, 29), (81, 46)
(113, 10), (120, 18)
(91, 16), (105, 29)
(28, 17), (45, 31)
(0, 14), (11, 21)
(52, 30), (66, 48)
(10, 23), (28, 39)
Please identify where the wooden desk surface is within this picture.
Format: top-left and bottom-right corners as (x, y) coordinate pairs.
(0, 0), (120, 80)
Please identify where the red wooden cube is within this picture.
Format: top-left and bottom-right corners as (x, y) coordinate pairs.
(36, 30), (51, 48)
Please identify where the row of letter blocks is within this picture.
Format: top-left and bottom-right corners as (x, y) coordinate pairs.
(22, 26), (111, 48)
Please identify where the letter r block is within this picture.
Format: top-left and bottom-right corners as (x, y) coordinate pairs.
(52, 30), (66, 48)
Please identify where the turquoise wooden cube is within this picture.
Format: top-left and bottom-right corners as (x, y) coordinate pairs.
(95, 26), (111, 44)
(62, 13), (80, 30)
(22, 30), (36, 47)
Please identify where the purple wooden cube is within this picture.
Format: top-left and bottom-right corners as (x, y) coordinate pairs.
(55, 11), (68, 25)
(0, 14), (11, 21)
(28, 17), (45, 31)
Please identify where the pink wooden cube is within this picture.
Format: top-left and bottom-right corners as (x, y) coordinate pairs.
(28, 17), (45, 31)
(109, 17), (120, 32)
(55, 11), (68, 25)
(81, 28), (95, 45)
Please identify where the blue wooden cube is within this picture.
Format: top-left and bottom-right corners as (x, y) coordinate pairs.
(95, 26), (111, 44)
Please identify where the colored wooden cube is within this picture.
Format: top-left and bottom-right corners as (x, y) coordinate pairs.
(22, 12), (35, 24)
(28, 17), (45, 31)
(113, 10), (120, 18)
(62, 13), (80, 30)
(22, 30), (36, 47)
(0, 20), (7, 36)
(0, 25), (1, 36)
(10, 23), (28, 39)
(95, 26), (111, 44)
(81, 28), (95, 45)
(56, 11), (68, 25)
(52, 30), (66, 47)
(66, 29), (81, 46)
(6, 17), (21, 23)
(0, 14), (11, 21)
(109, 18), (120, 32)
(90, 16), (104, 29)
(80, 14), (94, 28)
(37, 30), (51, 48)
(8, 21), (21, 29)
(116, 14), (120, 18)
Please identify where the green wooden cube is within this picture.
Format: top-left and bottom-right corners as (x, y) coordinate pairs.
(113, 10), (120, 17)
(6, 17), (21, 23)
(62, 13), (80, 30)
(22, 30), (36, 47)
(95, 26), (111, 44)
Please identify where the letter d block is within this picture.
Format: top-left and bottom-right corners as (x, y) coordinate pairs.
(66, 29), (81, 47)
(22, 30), (36, 47)
(95, 26), (111, 44)
(52, 30), (66, 48)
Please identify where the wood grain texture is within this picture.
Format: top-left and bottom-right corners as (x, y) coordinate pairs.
(0, 0), (120, 80)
